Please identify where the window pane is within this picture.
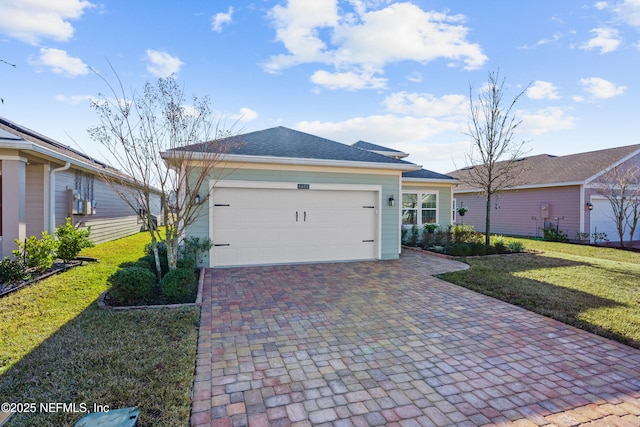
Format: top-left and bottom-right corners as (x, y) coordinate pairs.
(421, 193), (436, 209)
(422, 210), (436, 224)
(402, 194), (417, 208)
(402, 209), (417, 225)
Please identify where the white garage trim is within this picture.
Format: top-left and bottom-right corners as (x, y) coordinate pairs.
(208, 180), (382, 267)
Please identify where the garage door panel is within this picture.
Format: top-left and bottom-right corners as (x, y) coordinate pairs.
(210, 187), (378, 267)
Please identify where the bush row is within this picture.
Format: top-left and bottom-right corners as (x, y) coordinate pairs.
(106, 237), (212, 306)
(403, 224), (526, 256)
(0, 218), (94, 284)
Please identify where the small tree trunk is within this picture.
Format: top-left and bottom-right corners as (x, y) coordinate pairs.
(167, 238), (178, 271)
(485, 193), (492, 247)
(150, 238), (162, 282)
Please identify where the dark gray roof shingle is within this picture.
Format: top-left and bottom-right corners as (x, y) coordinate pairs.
(449, 144), (640, 190)
(352, 140), (405, 154)
(179, 127), (415, 165)
(403, 169), (456, 181)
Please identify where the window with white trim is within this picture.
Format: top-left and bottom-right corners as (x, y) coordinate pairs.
(402, 192), (438, 225)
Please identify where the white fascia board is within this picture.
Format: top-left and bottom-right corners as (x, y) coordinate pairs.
(165, 151), (421, 172)
(584, 148), (640, 184)
(453, 180), (585, 193)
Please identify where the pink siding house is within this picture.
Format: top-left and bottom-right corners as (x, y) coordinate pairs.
(449, 145), (640, 243)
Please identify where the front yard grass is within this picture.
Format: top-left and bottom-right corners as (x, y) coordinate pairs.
(439, 238), (640, 348)
(0, 232), (200, 427)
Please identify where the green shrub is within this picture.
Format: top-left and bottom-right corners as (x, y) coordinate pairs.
(542, 228), (569, 242)
(492, 235), (508, 253)
(451, 225), (482, 244)
(55, 218), (94, 263)
(119, 260), (152, 270)
(107, 266), (156, 305)
(13, 232), (58, 273)
(0, 257), (30, 284)
(179, 237), (213, 267)
(508, 240), (525, 253)
(161, 267), (196, 303)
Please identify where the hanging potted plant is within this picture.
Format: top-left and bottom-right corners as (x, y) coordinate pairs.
(456, 206), (468, 216)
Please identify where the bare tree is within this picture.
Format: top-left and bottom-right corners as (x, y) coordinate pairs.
(593, 163), (640, 248)
(461, 70), (530, 247)
(89, 72), (238, 278)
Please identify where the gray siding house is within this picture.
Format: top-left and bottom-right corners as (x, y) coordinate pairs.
(449, 145), (640, 243)
(0, 117), (161, 258)
(164, 127), (457, 267)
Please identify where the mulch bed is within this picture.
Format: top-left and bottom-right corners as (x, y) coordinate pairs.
(0, 257), (98, 298)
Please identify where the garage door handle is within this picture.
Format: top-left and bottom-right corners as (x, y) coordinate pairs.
(362, 239), (374, 242)
(213, 243), (230, 247)
(304, 211), (307, 221)
(296, 211), (298, 221)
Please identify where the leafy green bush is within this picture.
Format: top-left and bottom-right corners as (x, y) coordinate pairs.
(13, 232), (58, 273)
(492, 235), (508, 253)
(542, 228), (569, 242)
(508, 240), (525, 253)
(0, 257), (30, 284)
(55, 218), (94, 263)
(161, 267), (196, 303)
(179, 237), (213, 267)
(451, 225), (483, 244)
(107, 266), (156, 305)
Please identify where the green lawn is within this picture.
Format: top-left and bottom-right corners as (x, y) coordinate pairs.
(0, 232), (200, 427)
(439, 238), (640, 348)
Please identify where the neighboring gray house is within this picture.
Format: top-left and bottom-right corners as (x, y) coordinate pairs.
(0, 116), (161, 258)
(164, 127), (457, 267)
(449, 144), (640, 243)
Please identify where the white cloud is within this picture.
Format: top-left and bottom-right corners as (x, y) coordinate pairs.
(0, 0), (93, 45)
(212, 6), (233, 32)
(383, 92), (467, 117)
(310, 69), (386, 90)
(518, 107), (577, 135)
(613, 0), (640, 28)
(297, 114), (461, 146)
(579, 77), (626, 98)
(55, 94), (93, 104)
(145, 50), (183, 77)
(527, 81), (561, 100)
(35, 47), (88, 76)
(231, 107), (258, 122)
(265, 1), (487, 90)
(581, 27), (621, 53)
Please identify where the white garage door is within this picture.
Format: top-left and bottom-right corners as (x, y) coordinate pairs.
(210, 187), (379, 267)
(590, 198), (640, 243)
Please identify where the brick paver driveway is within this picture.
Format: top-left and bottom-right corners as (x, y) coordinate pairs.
(191, 250), (640, 426)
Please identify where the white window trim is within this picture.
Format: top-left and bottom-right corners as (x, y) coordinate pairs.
(402, 191), (439, 226)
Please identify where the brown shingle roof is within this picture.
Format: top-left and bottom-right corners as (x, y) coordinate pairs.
(449, 144), (640, 191)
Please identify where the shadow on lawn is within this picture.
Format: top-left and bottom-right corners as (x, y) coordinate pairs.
(438, 253), (639, 348)
(0, 302), (199, 427)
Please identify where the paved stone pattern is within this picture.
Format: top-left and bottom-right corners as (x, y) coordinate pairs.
(191, 250), (640, 426)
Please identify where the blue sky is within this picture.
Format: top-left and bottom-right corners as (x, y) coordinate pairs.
(1, 0), (639, 173)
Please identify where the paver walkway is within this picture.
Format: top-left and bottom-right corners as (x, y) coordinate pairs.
(191, 250), (640, 426)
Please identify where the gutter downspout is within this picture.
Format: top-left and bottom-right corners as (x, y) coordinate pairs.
(49, 162), (71, 234)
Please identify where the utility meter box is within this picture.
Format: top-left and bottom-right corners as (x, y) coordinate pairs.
(541, 202), (550, 219)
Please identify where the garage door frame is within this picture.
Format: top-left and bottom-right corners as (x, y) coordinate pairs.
(208, 180), (383, 266)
